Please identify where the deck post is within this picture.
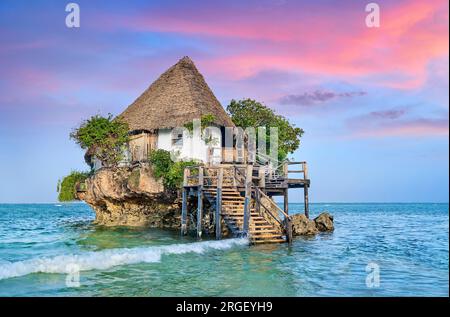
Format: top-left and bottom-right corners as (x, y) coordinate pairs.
(284, 187), (293, 245)
(215, 167), (223, 240)
(181, 168), (189, 235)
(304, 185), (309, 219)
(303, 162), (308, 180)
(286, 217), (293, 245)
(284, 188), (289, 215)
(181, 188), (188, 235)
(283, 161), (288, 177)
(243, 165), (252, 236)
(197, 167), (204, 238)
(255, 187), (261, 215)
(258, 165), (265, 188)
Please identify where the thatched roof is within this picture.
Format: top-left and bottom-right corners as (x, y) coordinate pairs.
(119, 56), (235, 132)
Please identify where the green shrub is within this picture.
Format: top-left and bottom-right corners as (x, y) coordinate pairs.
(70, 114), (129, 167)
(149, 149), (197, 189)
(149, 149), (173, 178)
(57, 171), (90, 202)
(184, 114), (216, 133)
(227, 99), (304, 161)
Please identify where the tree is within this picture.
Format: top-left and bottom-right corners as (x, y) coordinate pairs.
(70, 114), (129, 167)
(226, 99), (304, 161)
(148, 149), (197, 189)
(57, 170), (90, 201)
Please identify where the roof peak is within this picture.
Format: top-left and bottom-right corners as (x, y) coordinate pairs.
(118, 56), (235, 131)
(177, 56), (194, 65)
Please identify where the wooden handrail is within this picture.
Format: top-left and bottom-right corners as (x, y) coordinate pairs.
(257, 188), (290, 219)
(254, 190), (283, 226)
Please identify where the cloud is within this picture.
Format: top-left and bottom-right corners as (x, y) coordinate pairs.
(358, 118), (449, 137)
(367, 110), (407, 120)
(279, 90), (367, 106)
(347, 107), (448, 137)
(96, 0), (449, 90)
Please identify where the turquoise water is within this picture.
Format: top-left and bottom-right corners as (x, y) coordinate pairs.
(0, 203), (448, 297)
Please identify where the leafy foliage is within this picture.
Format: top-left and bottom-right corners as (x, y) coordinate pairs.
(227, 99), (304, 160)
(149, 149), (197, 189)
(70, 114), (129, 167)
(148, 149), (173, 179)
(57, 170), (90, 202)
(184, 114), (219, 145)
(184, 114), (216, 133)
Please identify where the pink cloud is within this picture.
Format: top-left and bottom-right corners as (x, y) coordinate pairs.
(97, 0), (448, 89)
(347, 108), (449, 138)
(355, 119), (449, 137)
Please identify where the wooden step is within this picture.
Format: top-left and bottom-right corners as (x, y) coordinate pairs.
(204, 191), (241, 195)
(222, 213), (260, 217)
(249, 225), (276, 229)
(253, 232), (281, 239)
(223, 214), (265, 219)
(223, 217), (266, 222)
(251, 239), (285, 244)
(250, 227), (281, 234)
(250, 231), (280, 236)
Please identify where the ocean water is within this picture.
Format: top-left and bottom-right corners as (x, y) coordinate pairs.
(0, 203), (448, 297)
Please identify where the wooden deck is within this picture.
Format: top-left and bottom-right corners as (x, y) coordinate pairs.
(181, 161), (311, 244)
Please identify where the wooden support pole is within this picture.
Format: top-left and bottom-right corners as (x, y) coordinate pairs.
(304, 185), (309, 219)
(284, 188), (293, 245)
(283, 161), (288, 177)
(243, 165), (253, 236)
(181, 168), (189, 235)
(181, 188), (188, 235)
(215, 167), (223, 240)
(197, 167), (204, 238)
(286, 217), (293, 245)
(258, 165), (265, 188)
(284, 188), (289, 215)
(255, 188), (261, 215)
(183, 168), (189, 187)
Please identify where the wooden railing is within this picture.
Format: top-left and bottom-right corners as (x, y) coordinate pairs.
(183, 161), (308, 188)
(282, 161), (308, 180)
(182, 163), (298, 242)
(254, 187), (293, 243)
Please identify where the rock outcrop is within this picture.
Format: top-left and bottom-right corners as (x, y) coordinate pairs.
(78, 163), (335, 237)
(78, 163), (182, 227)
(291, 214), (319, 235)
(314, 212), (334, 232)
(291, 212), (334, 236)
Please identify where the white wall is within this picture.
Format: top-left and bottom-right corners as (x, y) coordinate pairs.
(157, 127), (222, 163)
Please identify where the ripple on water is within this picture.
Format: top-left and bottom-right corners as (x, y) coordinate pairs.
(0, 203), (448, 296)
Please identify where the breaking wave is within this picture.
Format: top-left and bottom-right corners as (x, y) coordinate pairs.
(0, 238), (248, 280)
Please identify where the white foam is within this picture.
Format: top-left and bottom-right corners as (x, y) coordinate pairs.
(0, 238), (248, 280)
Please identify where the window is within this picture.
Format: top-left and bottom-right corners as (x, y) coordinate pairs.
(171, 130), (183, 147)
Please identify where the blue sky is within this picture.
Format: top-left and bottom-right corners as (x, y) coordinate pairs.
(0, 0), (448, 203)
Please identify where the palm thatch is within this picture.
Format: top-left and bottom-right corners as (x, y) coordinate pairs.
(119, 56), (235, 132)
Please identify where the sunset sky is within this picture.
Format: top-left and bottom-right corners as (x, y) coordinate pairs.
(0, 0), (448, 203)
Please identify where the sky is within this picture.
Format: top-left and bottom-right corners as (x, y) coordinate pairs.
(0, 0), (448, 203)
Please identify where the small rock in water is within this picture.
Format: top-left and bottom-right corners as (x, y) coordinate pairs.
(290, 212), (334, 236)
(291, 214), (319, 235)
(314, 212), (334, 232)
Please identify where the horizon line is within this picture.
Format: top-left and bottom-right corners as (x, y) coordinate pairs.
(0, 201), (448, 205)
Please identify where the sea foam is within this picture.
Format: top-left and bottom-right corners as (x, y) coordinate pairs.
(0, 238), (248, 280)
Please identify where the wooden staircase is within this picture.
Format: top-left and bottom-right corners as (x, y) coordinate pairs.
(181, 163), (305, 245)
(203, 183), (286, 244)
